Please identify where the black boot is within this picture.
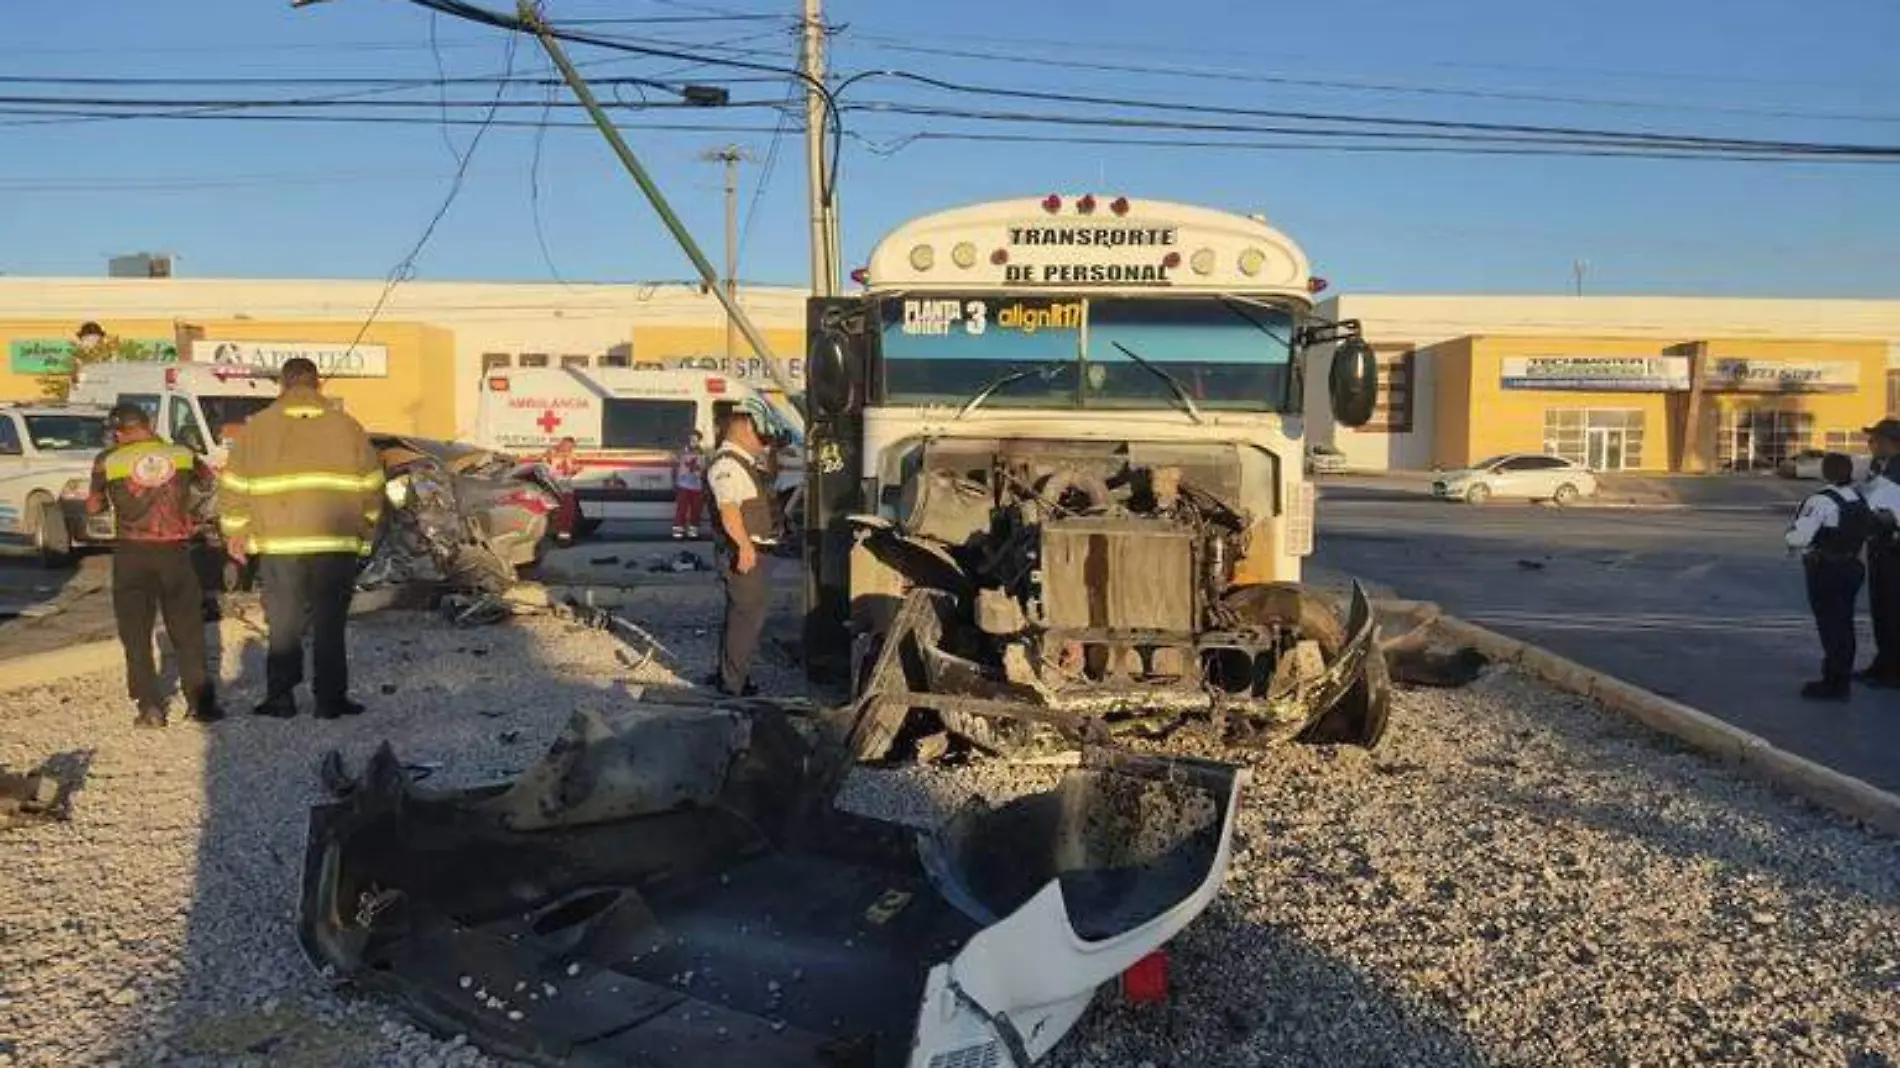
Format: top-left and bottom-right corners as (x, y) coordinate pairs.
(1801, 678), (1850, 701)
(315, 698), (366, 720)
(133, 702), (168, 729)
(252, 694), (299, 719)
(190, 697), (226, 723)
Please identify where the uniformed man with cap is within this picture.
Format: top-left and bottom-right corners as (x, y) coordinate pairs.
(703, 396), (780, 697)
(87, 403), (222, 727)
(1859, 419), (1900, 685)
(1786, 453), (1873, 700)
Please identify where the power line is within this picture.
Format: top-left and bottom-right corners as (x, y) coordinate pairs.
(344, 31), (519, 356)
(0, 107), (786, 133)
(840, 71), (1900, 156)
(848, 129), (1900, 165)
(840, 34), (1900, 125)
(845, 101), (1900, 159)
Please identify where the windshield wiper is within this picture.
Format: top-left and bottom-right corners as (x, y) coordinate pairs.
(1109, 342), (1204, 425)
(955, 359), (1071, 420)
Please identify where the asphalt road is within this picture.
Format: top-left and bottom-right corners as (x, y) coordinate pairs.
(1313, 486), (1900, 794)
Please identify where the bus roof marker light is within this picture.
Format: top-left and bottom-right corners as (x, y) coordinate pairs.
(1189, 248), (1216, 276)
(991, 248), (1010, 266)
(1238, 248), (1267, 277)
(909, 244), (935, 272)
(1041, 194), (1062, 214)
(1308, 277), (1330, 294)
(1076, 194), (1097, 215)
(1110, 196), (1130, 216)
(849, 267), (870, 286)
(952, 242), (977, 269)
(487, 376), (510, 392)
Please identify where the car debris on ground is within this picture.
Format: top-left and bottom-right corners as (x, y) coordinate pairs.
(0, 580), (1894, 1068)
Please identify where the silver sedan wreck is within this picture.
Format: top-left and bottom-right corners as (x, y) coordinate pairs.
(300, 701), (1245, 1067)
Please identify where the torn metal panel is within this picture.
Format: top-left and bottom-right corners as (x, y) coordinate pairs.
(299, 703), (1243, 1067)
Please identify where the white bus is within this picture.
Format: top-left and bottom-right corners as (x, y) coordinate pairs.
(801, 193), (1388, 751)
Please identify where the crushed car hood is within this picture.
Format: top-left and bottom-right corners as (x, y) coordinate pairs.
(299, 702), (1245, 1067)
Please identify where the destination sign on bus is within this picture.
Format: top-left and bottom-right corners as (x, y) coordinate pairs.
(1002, 224), (1180, 287)
(883, 296), (1082, 360)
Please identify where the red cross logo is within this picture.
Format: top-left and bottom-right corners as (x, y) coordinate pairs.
(536, 409), (563, 434)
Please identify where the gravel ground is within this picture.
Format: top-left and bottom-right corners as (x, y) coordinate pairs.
(1, 577), (1897, 1068)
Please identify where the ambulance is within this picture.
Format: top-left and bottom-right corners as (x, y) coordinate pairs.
(68, 362), (284, 468)
(474, 366), (804, 530)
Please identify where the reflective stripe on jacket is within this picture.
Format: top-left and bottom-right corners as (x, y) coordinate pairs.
(218, 386), (384, 556)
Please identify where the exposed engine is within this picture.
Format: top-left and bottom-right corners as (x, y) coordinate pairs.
(849, 439), (1385, 759)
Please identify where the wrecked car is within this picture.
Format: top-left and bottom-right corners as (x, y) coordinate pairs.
(300, 702), (1245, 1067)
(362, 435), (562, 594)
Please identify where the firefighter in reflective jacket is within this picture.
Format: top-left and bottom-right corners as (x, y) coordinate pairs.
(218, 358), (384, 719)
(89, 403), (221, 728)
(704, 396), (779, 697)
(1786, 453), (1873, 700)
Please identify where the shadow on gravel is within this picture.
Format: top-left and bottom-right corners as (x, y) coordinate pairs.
(1059, 900), (1489, 1068)
(114, 604), (729, 1068)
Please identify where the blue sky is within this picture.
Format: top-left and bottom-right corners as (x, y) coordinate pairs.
(2, 0), (1896, 297)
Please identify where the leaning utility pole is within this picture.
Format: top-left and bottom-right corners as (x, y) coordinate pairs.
(801, 0), (837, 296)
(510, 1), (804, 419)
(699, 145), (750, 362)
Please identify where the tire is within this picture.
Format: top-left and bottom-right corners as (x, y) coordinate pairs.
(1222, 583), (1388, 749)
(1465, 483), (1491, 505)
(28, 495), (72, 569)
(1552, 483), (1580, 506)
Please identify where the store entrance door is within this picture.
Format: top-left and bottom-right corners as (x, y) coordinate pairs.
(1586, 426), (1628, 471)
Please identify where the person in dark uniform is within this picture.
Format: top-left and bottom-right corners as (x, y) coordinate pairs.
(703, 397), (779, 697)
(1857, 420), (1900, 685)
(1787, 453), (1873, 700)
(87, 404), (222, 727)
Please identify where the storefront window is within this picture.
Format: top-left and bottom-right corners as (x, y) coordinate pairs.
(1717, 409), (1812, 472)
(1543, 408), (1645, 471)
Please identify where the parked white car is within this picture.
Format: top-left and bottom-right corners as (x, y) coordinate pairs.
(1431, 453), (1599, 505)
(1778, 449), (1872, 482)
(0, 404), (109, 565)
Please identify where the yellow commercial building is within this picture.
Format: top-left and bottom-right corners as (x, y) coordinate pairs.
(1429, 335), (1889, 473)
(1, 317), (458, 438)
(1307, 295), (1900, 472)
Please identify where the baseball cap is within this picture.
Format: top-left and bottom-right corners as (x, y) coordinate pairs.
(1863, 419), (1900, 442)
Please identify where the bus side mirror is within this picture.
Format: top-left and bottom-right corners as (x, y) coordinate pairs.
(808, 331), (853, 418)
(1329, 338), (1378, 428)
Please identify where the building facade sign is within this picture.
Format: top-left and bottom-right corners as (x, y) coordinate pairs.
(668, 354), (806, 387)
(1500, 356), (1691, 392)
(191, 340), (389, 378)
(1706, 358), (1857, 393)
(8, 338), (177, 374)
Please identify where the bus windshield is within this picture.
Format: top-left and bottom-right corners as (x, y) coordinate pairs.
(877, 295), (1296, 413)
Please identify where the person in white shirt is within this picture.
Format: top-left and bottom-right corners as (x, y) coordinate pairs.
(702, 399), (778, 697)
(1858, 420), (1900, 685)
(1787, 453), (1873, 699)
(672, 430), (706, 540)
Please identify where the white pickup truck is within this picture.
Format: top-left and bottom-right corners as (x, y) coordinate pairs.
(0, 404), (109, 566)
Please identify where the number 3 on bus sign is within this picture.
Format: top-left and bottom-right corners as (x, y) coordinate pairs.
(964, 300), (987, 336)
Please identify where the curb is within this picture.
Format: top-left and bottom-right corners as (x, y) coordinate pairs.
(1379, 598), (1900, 838)
(1, 595), (397, 697)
